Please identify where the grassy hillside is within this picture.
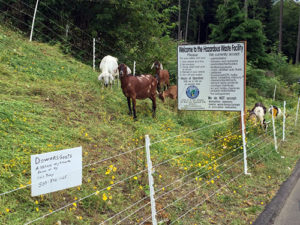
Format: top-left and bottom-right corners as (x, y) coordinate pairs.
(0, 25), (300, 225)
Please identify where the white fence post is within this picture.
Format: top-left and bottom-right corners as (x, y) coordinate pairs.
(133, 61), (136, 76)
(29, 0), (40, 42)
(241, 110), (250, 175)
(65, 24), (69, 38)
(283, 101), (286, 141)
(295, 96), (300, 126)
(273, 84), (277, 101)
(93, 38), (95, 71)
(145, 135), (157, 225)
(271, 106), (278, 152)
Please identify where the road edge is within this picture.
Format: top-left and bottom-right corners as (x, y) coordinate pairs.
(253, 158), (300, 225)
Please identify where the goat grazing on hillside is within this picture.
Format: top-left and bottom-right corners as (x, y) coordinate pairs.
(248, 102), (268, 129)
(98, 56), (132, 87)
(118, 63), (157, 119)
(98, 55), (118, 88)
(268, 105), (283, 118)
(158, 85), (177, 102)
(151, 61), (170, 92)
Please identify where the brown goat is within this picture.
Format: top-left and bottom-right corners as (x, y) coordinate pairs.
(151, 61), (170, 92)
(159, 85), (177, 102)
(118, 63), (157, 119)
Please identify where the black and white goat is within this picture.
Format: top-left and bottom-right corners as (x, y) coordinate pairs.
(268, 105), (283, 118)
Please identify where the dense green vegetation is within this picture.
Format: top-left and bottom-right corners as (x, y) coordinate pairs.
(1, 0), (300, 75)
(1, 0), (300, 224)
(0, 23), (300, 224)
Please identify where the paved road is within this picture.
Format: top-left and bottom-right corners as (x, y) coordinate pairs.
(253, 159), (300, 225)
(273, 177), (300, 225)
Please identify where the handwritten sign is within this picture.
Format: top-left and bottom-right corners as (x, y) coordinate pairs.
(178, 42), (245, 111)
(31, 147), (82, 196)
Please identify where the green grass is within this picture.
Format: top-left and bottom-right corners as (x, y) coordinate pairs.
(0, 24), (300, 225)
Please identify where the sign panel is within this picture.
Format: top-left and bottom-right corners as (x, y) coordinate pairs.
(31, 146), (82, 196)
(178, 42), (245, 111)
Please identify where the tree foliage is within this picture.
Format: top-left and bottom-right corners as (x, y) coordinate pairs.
(0, 0), (299, 69)
(209, 0), (269, 67)
(267, 0), (300, 63)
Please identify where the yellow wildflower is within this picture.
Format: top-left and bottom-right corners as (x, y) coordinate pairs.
(102, 193), (108, 201)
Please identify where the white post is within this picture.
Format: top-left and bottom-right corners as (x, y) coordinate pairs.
(29, 0), (40, 42)
(295, 96), (300, 126)
(65, 24), (69, 38)
(145, 135), (157, 225)
(93, 38), (95, 71)
(273, 85), (277, 101)
(133, 61), (136, 76)
(271, 106), (278, 152)
(283, 101), (286, 141)
(241, 110), (250, 175)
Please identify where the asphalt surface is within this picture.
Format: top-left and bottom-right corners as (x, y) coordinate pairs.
(273, 177), (300, 225)
(253, 159), (300, 225)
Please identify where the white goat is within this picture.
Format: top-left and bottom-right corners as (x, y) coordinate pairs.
(249, 102), (268, 129)
(98, 55), (132, 87)
(98, 55), (118, 88)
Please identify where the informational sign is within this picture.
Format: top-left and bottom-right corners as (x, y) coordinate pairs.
(178, 42), (246, 111)
(31, 147), (82, 196)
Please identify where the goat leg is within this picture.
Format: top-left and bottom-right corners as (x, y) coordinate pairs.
(132, 98), (137, 119)
(151, 96), (156, 118)
(127, 97), (132, 115)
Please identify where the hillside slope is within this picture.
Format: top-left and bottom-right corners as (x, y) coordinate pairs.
(0, 25), (300, 225)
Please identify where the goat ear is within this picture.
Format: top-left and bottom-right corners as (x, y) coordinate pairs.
(127, 66), (132, 74)
(151, 63), (154, 69)
(160, 64), (163, 70)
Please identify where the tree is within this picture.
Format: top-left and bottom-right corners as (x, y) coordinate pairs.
(178, 0), (181, 40)
(210, 0), (269, 67)
(185, 0), (191, 41)
(269, 0), (300, 62)
(279, 0), (283, 52)
(296, 11), (300, 64)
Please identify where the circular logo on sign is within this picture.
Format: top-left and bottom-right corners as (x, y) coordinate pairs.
(186, 86), (199, 99)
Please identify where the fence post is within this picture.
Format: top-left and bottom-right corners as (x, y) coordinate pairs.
(133, 61), (136, 76)
(145, 135), (157, 225)
(65, 24), (69, 38)
(273, 84), (277, 101)
(93, 38), (95, 71)
(241, 110), (250, 175)
(295, 96), (300, 126)
(29, 0), (40, 42)
(283, 101), (286, 141)
(271, 106), (278, 152)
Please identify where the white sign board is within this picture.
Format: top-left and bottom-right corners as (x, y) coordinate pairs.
(31, 146), (82, 196)
(178, 42), (245, 111)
